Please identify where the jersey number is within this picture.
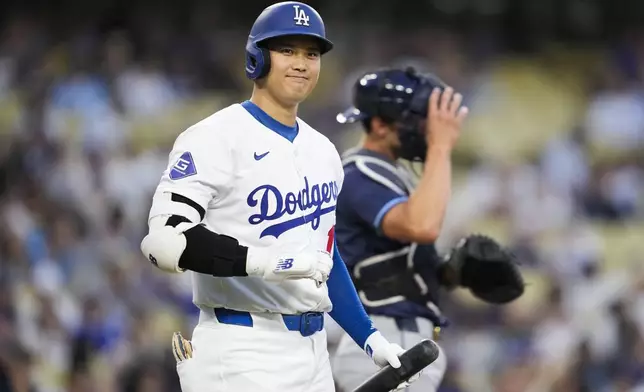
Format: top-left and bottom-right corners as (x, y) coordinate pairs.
(326, 226), (335, 254)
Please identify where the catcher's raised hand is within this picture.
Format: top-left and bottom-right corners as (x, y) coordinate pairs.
(425, 85), (469, 151)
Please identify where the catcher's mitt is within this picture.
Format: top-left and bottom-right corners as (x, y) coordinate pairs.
(445, 235), (524, 304)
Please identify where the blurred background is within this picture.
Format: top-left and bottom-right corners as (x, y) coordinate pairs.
(1, 0), (644, 391)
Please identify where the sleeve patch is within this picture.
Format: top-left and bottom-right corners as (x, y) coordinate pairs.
(170, 152), (197, 180)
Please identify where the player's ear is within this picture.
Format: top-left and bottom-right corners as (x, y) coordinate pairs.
(370, 117), (394, 139)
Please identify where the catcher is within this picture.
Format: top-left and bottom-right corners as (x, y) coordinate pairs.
(330, 67), (524, 392)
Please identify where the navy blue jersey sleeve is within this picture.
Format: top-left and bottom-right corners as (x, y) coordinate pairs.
(341, 166), (408, 231)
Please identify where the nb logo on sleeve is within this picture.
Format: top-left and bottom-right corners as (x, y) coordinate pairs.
(275, 258), (294, 271)
(293, 5), (310, 26)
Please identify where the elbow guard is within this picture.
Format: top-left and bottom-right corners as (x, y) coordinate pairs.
(140, 222), (249, 277)
(141, 224), (190, 273)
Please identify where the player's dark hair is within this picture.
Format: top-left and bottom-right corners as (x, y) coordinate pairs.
(361, 116), (396, 134)
(361, 117), (372, 133)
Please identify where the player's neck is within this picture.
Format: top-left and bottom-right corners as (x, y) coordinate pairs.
(362, 139), (397, 161)
(249, 91), (298, 127)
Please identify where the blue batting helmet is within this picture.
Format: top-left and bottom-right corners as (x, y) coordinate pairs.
(337, 67), (446, 161)
(245, 1), (333, 80)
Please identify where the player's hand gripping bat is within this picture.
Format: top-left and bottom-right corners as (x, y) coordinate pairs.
(351, 339), (440, 392)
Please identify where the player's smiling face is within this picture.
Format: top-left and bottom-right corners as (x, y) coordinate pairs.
(264, 36), (321, 105)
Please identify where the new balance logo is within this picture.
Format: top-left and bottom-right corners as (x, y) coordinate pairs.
(293, 5), (310, 26)
(275, 258), (294, 271)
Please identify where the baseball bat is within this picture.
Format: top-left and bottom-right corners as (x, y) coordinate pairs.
(351, 339), (440, 392)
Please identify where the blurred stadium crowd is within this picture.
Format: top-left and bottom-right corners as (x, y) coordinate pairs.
(1, 1), (644, 391)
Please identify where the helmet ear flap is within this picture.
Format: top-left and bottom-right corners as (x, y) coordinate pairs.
(245, 43), (272, 80)
(258, 47), (271, 79)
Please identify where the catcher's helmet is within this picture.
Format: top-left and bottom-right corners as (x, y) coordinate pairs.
(337, 67), (446, 162)
(245, 1), (333, 80)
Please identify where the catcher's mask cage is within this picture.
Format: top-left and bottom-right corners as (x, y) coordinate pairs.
(337, 67), (446, 162)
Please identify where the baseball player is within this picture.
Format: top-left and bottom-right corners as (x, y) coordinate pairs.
(139, 3), (420, 392)
(331, 67), (525, 391)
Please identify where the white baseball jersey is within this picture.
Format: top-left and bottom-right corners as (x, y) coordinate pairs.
(148, 101), (344, 314)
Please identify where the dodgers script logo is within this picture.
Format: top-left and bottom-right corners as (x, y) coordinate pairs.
(247, 177), (338, 238)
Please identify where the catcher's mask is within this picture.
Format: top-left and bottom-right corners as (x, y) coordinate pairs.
(337, 67), (446, 162)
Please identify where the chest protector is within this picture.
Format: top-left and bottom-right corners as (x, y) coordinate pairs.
(342, 149), (444, 321)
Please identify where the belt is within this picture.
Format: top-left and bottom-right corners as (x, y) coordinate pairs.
(213, 308), (324, 337)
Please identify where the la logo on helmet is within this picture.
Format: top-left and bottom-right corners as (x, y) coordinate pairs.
(293, 5), (310, 26)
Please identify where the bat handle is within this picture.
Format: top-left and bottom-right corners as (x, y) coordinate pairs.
(351, 339), (440, 392)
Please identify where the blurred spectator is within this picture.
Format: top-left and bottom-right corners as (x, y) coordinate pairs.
(540, 125), (590, 200)
(585, 60), (644, 152)
(0, 337), (34, 392)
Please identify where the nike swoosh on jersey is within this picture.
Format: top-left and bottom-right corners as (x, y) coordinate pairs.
(254, 151), (270, 161)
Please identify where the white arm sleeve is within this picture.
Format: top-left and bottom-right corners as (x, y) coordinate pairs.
(141, 122), (234, 272)
(147, 122), (234, 224)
